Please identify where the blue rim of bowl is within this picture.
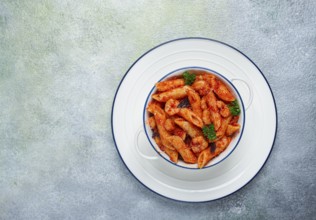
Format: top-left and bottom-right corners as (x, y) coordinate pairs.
(111, 37), (278, 203)
(143, 66), (246, 170)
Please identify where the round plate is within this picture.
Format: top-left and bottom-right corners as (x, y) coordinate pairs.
(111, 38), (277, 202)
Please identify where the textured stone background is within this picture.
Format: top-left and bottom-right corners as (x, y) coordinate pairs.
(1, 1), (315, 219)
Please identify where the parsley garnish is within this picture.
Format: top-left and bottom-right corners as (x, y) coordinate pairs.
(228, 100), (241, 116)
(202, 124), (216, 141)
(182, 71), (196, 85)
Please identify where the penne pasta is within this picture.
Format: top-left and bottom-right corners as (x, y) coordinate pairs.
(154, 135), (178, 162)
(155, 123), (174, 150)
(211, 112), (222, 131)
(187, 90), (203, 118)
(202, 109), (212, 125)
(164, 118), (176, 131)
(156, 79), (185, 92)
(200, 96), (207, 110)
(164, 148), (179, 163)
(147, 102), (165, 118)
(226, 124), (241, 136)
(197, 147), (213, 168)
(205, 90), (218, 112)
(178, 108), (203, 128)
(174, 118), (203, 138)
(205, 91), (222, 130)
(153, 136), (164, 151)
(152, 86), (191, 102)
(167, 136), (197, 164)
(213, 79), (235, 102)
(172, 126), (186, 140)
(147, 116), (156, 130)
(197, 136), (231, 168)
(151, 105), (175, 150)
(216, 116), (232, 139)
(215, 136), (231, 151)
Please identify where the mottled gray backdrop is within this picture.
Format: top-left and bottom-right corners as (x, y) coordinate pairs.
(0, 1), (315, 219)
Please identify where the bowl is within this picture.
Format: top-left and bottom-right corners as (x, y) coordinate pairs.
(137, 66), (250, 171)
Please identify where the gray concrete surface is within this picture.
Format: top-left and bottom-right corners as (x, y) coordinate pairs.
(0, 0), (315, 219)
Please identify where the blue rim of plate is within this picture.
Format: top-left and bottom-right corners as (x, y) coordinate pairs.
(142, 66), (246, 170)
(111, 37), (278, 203)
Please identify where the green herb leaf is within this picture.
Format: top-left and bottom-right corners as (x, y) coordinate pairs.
(202, 124), (217, 141)
(228, 100), (241, 116)
(182, 71), (196, 85)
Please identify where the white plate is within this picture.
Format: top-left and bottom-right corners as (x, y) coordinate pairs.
(111, 38), (277, 202)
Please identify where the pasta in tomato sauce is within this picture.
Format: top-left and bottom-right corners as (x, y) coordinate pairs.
(146, 69), (241, 168)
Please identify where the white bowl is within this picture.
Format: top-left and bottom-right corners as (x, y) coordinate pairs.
(136, 66), (252, 172)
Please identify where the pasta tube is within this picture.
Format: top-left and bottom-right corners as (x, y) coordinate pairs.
(187, 90), (202, 118)
(197, 147), (213, 168)
(178, 108), (203, 128)
(174, 118), (203, 138)
(213, 79), (235, 102)
(197, 136), (231, 168)
(226, 124), (240, 136)
(150, 104), (175, 150)
(156, 79), (185, 92)
(152, 86), (191, 102)
(167, 136), (197, 164)
(164, 148), (179, 163)
(205, 91), (222, 130)
(216, 116), (232, 139)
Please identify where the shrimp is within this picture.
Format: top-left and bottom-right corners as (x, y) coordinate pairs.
(164, 99), (180, 116)
(191, 80), (211, 96)
(191, 136), (209, 154)
(196, 74), (216, 87)
(216, 101), (231, 118)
